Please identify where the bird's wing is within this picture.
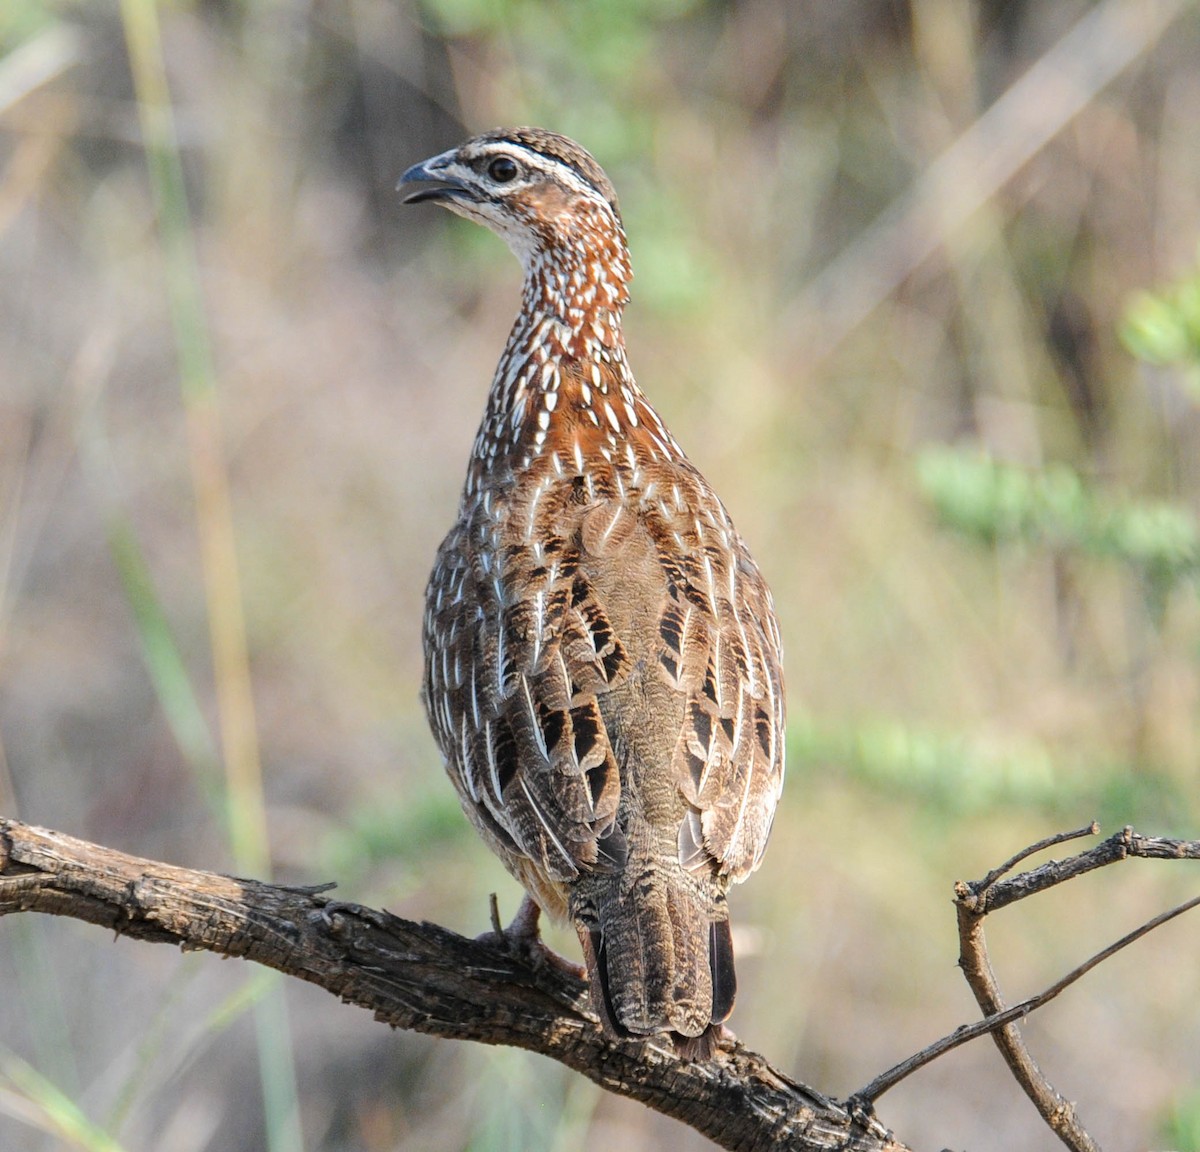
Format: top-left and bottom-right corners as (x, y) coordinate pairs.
(422, 462), (628, 886)
(643, 458), (785, 882)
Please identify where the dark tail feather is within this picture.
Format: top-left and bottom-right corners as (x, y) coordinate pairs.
(710, 917), (737, 1023)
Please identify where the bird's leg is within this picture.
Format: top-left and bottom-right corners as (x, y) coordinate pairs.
(477, 893), (585, 979)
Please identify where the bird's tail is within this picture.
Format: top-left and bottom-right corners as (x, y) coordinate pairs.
(575, 874), (736, 1058)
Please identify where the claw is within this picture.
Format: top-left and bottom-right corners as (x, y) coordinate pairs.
(476, 894), (586, 979)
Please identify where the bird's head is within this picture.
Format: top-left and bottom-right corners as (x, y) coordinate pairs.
(399, 128), (624, 270)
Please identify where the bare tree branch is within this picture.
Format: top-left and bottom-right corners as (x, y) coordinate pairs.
(0, 817), (908, 1152)
(956, 824), (1200, 1152)
(960, 825), (1200, 916)
(6, 816), (1197, 1150)
(854, 824), (1200, 1152)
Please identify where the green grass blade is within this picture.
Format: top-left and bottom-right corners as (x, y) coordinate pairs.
(0, 1052), (128, 1152)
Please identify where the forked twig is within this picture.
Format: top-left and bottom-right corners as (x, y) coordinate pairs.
(853, 823), (1200, 1152)
(975, 821), (1099, 893)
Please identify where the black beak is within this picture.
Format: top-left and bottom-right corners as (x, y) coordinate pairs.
(397, 157), (472, 206)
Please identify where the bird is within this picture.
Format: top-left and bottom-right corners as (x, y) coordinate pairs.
(400, 128), (784, 1059)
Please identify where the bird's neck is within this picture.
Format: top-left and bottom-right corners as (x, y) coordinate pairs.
(506, 219), (633, 378)
(466, 226), (643, 489)
(515, 222), (633, 359)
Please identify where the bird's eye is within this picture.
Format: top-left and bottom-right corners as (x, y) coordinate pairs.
(487, 156), (519, 183)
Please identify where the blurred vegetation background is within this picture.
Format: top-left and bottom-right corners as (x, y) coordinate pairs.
(2, 0), (1200, 1149)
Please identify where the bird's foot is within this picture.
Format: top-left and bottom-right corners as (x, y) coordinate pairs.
(476, 893), (585, 979)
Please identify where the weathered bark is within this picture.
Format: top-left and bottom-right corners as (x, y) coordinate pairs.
(0, 817), (907, 1152)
